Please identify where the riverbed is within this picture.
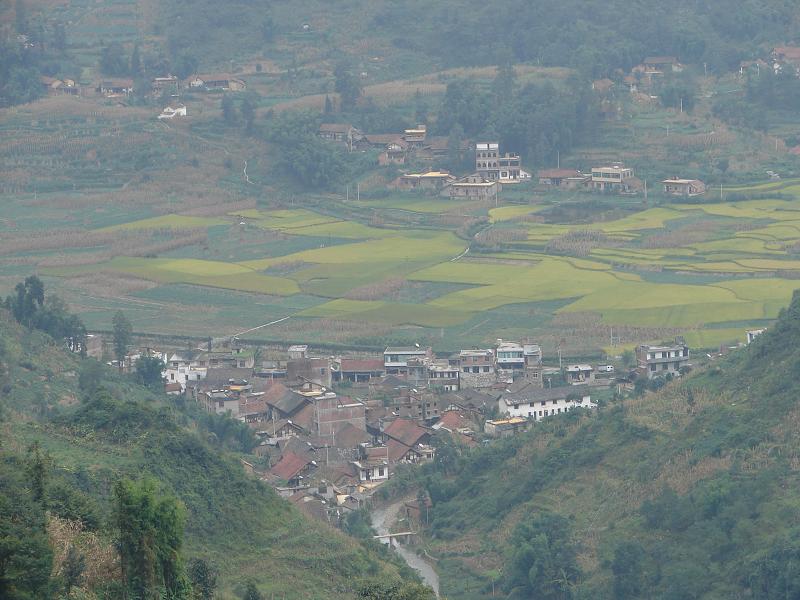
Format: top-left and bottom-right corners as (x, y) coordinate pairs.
(371, 498), (440, 596)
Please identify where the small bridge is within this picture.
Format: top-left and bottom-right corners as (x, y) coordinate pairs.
(373, 531), (416, 540)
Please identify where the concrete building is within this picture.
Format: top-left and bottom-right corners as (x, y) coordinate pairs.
(475, 142), (528, 183)
(636, 338), (690, 379)
(455, 349), (496, 389)
(485, 417), (530, 437)
(565, 364), (594, 385)
(591, 164), (637, 192)
(383, 346), (432, 375)
(496, 340), (525, 370)
(498, 386), (594, 420)
(662, 178), (706, 197)
(746, 329), (766, 344)
(444, 175), (501, 200)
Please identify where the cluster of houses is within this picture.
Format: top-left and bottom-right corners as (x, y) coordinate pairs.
(317, 121), (705, 200)
(537, 164), (707, 198)
(124, 333), (698, 525)
(317, 123), (531, 200)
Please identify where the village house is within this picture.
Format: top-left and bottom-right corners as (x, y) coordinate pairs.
(485, 416), (530, 437)
(565, 364), (594, 385)
(772, 47), (800, 74)
(394, 171), (455, 192)
(416, 136), (470, 163)
(475, 142), (530, 183)
(403, 124), (427, 146)
(314, 394), (367, 443)
(746, 328), (766, 344)
(317, 123), (364, 151)
(407, 358), (460, 392)
(333, 358), (385, 383)
(287, 356), (334, 388)
(40, 76), (79, 96)
(495, 340), (542, 378)
(537, 168), (588, 189)
(636, 338), (690, 379)
(151, 75), (178, 92)
(98, 79), (133, 97)
(381, 418), (435, 464)
(440, 388), (501, 417)
(270, 451), (315, 485)
(642, 56), (683, 75)
(351, 443), (390, 483)
(188, 74), (246, 91)
(383, 346), (433, 375)
(498, 385), (594, 420)
(199, 389), (240, 416)
(443, 175), (501, 200)
(662, 177), (706, 197)
(590, 164), (639, 193)
(264, 383), (315, 431)
(157, 104), (187, 120)
(454, 349), (496, 389)
(165, 350), (206, 391)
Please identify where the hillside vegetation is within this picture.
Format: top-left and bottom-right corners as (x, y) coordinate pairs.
(0, 310), (413, 599)
(407, 290), (800, 598)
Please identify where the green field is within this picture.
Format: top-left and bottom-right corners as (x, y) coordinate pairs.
(10, 181), (800, 353)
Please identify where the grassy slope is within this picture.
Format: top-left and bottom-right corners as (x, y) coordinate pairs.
(0, 312), (407, 599)
(418, 291), (800, 598)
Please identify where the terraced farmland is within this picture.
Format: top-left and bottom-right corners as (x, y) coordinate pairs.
(7, 172), (800, 355)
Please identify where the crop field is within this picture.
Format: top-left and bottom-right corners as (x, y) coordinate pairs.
(3, 92), (800, 355)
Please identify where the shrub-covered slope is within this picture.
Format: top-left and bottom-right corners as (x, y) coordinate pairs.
(0, 312), (407, 599)
(418, 291), (800, 599)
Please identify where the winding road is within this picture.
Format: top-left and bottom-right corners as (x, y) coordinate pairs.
(371, 497), (440, 596)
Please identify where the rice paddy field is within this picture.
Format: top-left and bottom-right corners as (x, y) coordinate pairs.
(4, 173), (800, 357)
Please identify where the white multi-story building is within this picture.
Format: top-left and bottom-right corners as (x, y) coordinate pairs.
(636, 339), (690, 379)
(498, 386), (595, 420)
(383, 346), (432, 375)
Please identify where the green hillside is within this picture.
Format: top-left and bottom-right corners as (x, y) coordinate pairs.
(0, 310), (414, 599)
(405, 291), (800, 598)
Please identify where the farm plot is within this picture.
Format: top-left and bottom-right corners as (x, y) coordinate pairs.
(43, 257), (300, 296)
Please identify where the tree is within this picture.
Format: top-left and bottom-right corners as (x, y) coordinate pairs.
(243, 581), (262, 600)
(324, 94), (333, 115)
(6, 275), (44, 327)
(130, 44), (142, 77)
(506, 513), (580, 599)
(357, 580), (436, 600)
(113, 478), (188, 600)
(61, 544), (86, 595)
(15, 0), (27, 34)
(334, 61), (362, 111)
(112, 311), (133, 372)
(25, 442), (50, 503)
(260, 14), (275, 43)
(446, 123), (466, 173)
(0, 455), (54, 599)
(136, 357), (165, 389)
(100, 42), (129, 76)
(188, 558), (217, 600)
(221, 95), (237, 125)
(52, 21), (67, 51)
(240, 96), (256, 134)
(612, 541), (645, 599)
(621, 349), (634, 369)
(173, 52), (198, 79)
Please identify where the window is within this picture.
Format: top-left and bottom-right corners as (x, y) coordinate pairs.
(378, 467), (385, 477)
(483, 366), (490, 372)
(463, 367), (469, 372)
(650, 364), (656, 372)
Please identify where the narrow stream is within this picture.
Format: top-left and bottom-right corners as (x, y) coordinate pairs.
(371, 499), (440, 597)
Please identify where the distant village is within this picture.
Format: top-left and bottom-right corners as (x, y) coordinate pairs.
(36, 45), (800, 200)
(89, 326), (766, 526)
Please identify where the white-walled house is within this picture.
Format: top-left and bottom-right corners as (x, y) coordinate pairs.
(165, 350), (207, 391)
(158, 104), (187, 120)
(498, 386), (595, 421)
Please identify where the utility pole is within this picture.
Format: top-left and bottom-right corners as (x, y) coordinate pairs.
(357, 182), (360, 201)
(557, 150), (560, 169)
(346, 185), (349, 202)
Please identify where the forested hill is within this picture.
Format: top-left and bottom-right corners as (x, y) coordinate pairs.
(163, 0), (799, 74)
(0, 310), (412, 599)
(413, 290), (800, 599)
